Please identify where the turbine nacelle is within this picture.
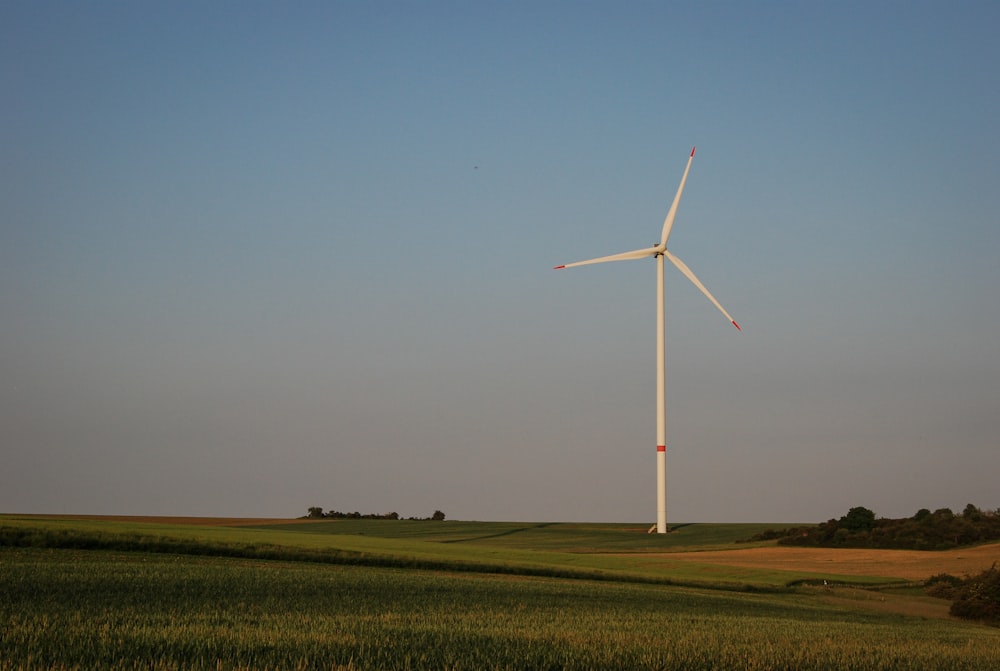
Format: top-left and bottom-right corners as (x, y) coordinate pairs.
(554, 148), (739, 330)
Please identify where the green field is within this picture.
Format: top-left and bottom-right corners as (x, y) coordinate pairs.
(0, 517), (858, 587)
(2, 516), (998, 670)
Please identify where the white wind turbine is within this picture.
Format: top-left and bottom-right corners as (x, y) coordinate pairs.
(555, 147), (740, 534)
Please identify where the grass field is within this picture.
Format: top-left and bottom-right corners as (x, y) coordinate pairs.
(2, 515), (999, 670)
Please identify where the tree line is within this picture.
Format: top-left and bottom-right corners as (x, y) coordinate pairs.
(304, 507), (445, 521)
(748, 504), (1000, 550)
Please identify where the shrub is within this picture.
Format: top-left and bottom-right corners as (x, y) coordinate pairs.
(924, 573), (963, 599)
(949, 564), (1000, 625)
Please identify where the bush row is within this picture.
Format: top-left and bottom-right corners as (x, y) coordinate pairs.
(747, 504), (1000, 550)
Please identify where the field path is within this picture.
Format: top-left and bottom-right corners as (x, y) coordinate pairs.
(663, 543), (1000, 580)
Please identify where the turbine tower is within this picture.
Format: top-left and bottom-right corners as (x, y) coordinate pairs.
(555, 147), (740, 534)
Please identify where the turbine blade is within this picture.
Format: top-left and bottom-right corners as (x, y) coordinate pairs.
(554, 246), (658, 269)
(660, 146), (696, 247)
(663, 249), (741, 330)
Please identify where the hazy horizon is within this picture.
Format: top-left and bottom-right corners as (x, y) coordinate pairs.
(3, 2), (998, 524)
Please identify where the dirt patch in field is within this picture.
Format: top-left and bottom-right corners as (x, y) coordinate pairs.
(664, 543), (1000, 581)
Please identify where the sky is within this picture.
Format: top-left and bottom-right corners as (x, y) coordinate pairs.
(2, 1), (998, 524)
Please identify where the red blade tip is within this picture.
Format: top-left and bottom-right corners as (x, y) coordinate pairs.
(553, 265), (566, 270)
(690, 146), (696, 157)
(732, 321), (741, 331)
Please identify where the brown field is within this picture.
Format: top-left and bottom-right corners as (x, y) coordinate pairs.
(667, 543), (1000, 580)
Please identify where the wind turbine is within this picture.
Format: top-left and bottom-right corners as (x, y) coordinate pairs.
(554, 147), (740, 534)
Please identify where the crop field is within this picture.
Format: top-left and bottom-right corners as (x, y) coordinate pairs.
(2, 516), (1000, 670)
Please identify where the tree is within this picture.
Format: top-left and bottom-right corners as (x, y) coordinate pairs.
(772, 502), (1000, 550)
(307, 507), (325, 519)
(951, 564), (1000, 624)
(839, 506), (876, 533)
(431, 510), (446, 521)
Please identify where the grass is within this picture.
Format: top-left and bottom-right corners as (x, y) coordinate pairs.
(0, 516), (875, 588)
(3, 515), (999, 670)
(251, 519), (791, 551)
(3, 546), (999, 670)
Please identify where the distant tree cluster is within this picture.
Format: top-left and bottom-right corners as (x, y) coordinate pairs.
(926, 564), (1000, 625)
(305, 507), (445, 521)
(748, 504), (1000, 550)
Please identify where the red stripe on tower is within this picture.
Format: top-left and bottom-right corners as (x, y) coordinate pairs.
(656, 445), (666, 452)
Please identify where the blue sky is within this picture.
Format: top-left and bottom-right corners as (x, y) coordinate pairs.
(2, 1), (998, 523)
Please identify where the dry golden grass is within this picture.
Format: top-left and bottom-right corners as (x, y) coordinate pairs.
(666, 543), (1000, 580)
(660, 543), (1000, 622)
